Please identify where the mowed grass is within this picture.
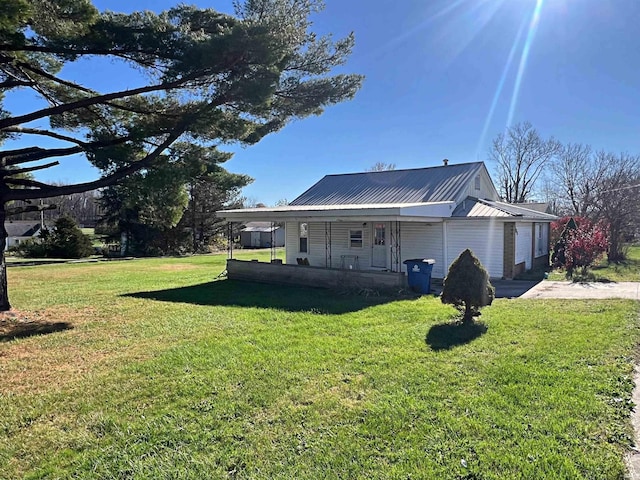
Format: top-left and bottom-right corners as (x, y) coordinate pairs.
(1, 253), (639, 479)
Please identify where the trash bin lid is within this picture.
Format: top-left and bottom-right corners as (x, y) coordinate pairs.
(403, 258), (435, 264)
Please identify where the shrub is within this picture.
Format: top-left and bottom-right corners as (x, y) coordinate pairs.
(13, 239), (49, 258)
(48, 217), (94, 258)
(441, 249), (495, 324)
(551, 216), (609, 277)
(13, 217), (94, 259)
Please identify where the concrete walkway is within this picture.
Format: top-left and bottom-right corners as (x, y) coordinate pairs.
(627, 366), (640, 480)
(520, 281), (640, 300)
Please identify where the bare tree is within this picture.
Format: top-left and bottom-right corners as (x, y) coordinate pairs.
(489, 122), (561, 203)
(551, 143), (609, 217)
(591, 152), (640, 261)
(366, 162), (396, 172)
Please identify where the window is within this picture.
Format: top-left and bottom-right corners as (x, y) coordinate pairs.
(474, 175), (481, 190)
(349, 229), (363, 248)
(374, 224), (385, 245)
(299, 222), (308, 253)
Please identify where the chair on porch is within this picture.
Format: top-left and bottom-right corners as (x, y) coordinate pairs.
(340, 254), (359, 270)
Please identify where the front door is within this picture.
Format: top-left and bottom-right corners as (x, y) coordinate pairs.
(371, 222), (387, 268)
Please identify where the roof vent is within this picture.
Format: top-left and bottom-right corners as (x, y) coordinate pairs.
(443, 158), (449, 166)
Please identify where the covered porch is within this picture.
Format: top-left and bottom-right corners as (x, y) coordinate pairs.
(217, 202), (453, 291)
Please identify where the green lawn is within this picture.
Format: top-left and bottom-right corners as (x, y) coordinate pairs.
(548, 244), (640, 282)
(1, 253), (638, 479)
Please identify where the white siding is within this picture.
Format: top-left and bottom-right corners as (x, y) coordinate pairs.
(445, 220), (504, 278)
(324, 222), (371, 269)
(285, 221), (371, 268)
(285, 222), (299, 264)
(461, 168), (499, 201)
(534, 223), (549, 258)
(515, 222), (533, 269)
(399, 223), (445, 278)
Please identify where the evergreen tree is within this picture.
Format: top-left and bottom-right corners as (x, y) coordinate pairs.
(441, 249), (495, 324)
(0, 0), (363, 309)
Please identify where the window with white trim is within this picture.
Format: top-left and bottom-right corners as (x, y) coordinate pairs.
(299, 222), (308, 253)
(349, 229), (363, 248)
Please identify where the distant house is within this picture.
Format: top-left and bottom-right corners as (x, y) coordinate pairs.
(520, 202), (554, 215)
(217, 162), (556, 290)
(4, 221), (42, 250)
(239, 222), (285, 248)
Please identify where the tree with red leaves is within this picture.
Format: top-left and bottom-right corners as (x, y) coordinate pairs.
(551, 216), (609, 277)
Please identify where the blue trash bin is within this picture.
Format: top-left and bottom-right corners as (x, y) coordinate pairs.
(403, 259), (435, 294)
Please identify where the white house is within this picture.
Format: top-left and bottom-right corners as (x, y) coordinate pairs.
(217, 162), (556, 290)
(4, 221), (42, 250)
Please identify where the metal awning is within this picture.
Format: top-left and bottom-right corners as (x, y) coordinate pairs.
(217, 201), (456, 223)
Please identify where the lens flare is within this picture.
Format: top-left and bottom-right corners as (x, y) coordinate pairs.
(507, 0), (545, 127)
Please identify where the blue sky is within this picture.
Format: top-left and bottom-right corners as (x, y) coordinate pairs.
(6, 0), (640, 204)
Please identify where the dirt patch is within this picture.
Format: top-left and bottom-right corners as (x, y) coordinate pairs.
(0, 309), (73, 341)
(0, 307), (150, 395)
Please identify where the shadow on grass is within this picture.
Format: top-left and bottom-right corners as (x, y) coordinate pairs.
(425, 321), (488, 351)
(0, 320), (72, 342)
(124, 279), (401, 314)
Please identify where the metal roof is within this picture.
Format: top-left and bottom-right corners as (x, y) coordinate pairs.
(4, 222), (41, 237)
(452, 197), (558, 220)
(219, 201), (456, 222)
(241, 222), (280, 232)
(290, 162), (485, 206)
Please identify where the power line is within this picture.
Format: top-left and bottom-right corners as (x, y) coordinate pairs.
(601, 183), (640, 193)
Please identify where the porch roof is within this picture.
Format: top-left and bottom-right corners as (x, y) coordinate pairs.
(451, 197), (558, 221)
(217, 201), (456, 222)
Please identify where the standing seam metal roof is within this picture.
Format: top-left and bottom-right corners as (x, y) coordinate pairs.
(452, 197), (558, 219)
(289, 162), (484, 206)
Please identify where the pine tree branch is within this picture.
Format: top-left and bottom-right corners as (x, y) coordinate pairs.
(1, 161), (60, 176)
(2, 135), (137, 166)
(4, 177), (53, 189)
(5, 203), (56, 216)
(2, 127), (87, 146)
(0, 75), (198, 130)
(6, 122), (188, 201)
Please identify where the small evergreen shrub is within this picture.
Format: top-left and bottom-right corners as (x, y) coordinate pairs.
(441, 249), (495, 323)
(48, 217), (94, 258)
(13, 217), (93, 259)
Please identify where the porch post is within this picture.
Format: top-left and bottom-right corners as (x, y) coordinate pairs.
(227, 222), (233, 259)
(390, 221), (401, 272)
(325, 222), (332, 268)
(396, 221), (401, 272)
(270, 222), (276, 262)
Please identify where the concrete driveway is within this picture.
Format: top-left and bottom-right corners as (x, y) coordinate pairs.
(432, 280), (540, 299)
(432, 280), (640, 300)
(520, 281), (640, 300)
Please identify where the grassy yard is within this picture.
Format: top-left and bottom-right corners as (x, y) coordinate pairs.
(1, 253), (639, 479)
(548, 244), (640, 282)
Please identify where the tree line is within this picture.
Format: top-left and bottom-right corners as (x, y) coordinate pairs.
(490, 122), (640, 261)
